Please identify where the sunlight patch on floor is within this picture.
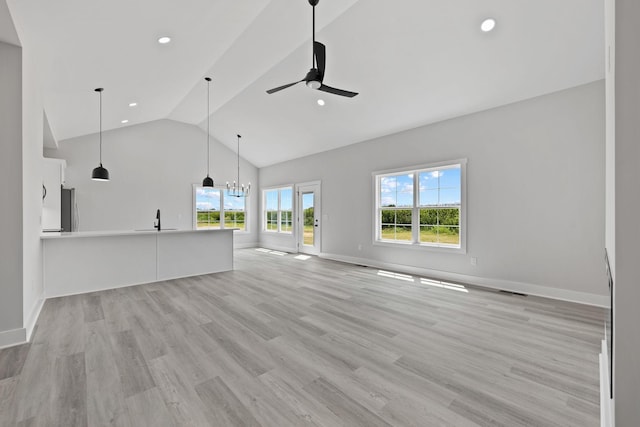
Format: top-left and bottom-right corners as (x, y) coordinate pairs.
(294, 255), (311, 261)
(420, 278), (469, 293)
(377, 270), (414, 282)
(255, 248), (288, 256)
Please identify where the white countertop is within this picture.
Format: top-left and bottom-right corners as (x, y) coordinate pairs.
(41, 228), (235, 239)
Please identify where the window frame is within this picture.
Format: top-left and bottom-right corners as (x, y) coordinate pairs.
(192, 184), (249, 232)
(373, 159), (467, 253)
(262, 185), (294, 234)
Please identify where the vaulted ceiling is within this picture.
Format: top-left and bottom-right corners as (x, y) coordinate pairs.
(7, 0), (604, 167)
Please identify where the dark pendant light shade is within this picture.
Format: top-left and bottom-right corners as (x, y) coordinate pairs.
(202, 175), (214, 187)
(202, 77), (214, 187)
(91, 164), (110, 181)
(91, 87), (110, 181)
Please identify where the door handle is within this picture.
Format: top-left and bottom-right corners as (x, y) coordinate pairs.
(42, 184), (47, 200)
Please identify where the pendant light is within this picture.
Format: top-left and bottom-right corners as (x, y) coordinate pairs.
(91, 88), (110, 181)
(226, 134), (251, 198)
(202, 77), (214, 187)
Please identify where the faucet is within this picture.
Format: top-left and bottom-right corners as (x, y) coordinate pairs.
(154, 209), (161, 231)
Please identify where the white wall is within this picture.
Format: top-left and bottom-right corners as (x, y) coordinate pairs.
(614, 0), (640, 424)
(21, 36), (45, 341)
(0, 40), (24, 346)
(260, 81), (607, 304)
(47, 119), (259, 247)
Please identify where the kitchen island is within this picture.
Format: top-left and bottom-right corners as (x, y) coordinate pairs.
(41, 228), (234, 298)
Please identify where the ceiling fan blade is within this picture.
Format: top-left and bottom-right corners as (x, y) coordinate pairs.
(266, 80), (303, 94)
(318, 84), (358, 98)
(314, 41), (326, 80)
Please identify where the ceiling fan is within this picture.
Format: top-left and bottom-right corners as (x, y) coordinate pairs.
(266, 0), (358, 98)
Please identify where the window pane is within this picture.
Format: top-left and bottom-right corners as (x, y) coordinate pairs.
(420, 209), (460, 245)
(280, 188), (293, 211)
(439, 166), (461, 188)
(281, 210), (292, 232)
(196, 187), (221, 229)
(419, 189), (439, 206)
(420, 225), (438, 243)
(265, 190), (278, 210)
(198, 210), (220, 229)
(420, 170), (441, 190)
(438, 208), (460, 226)
(439, 188), (460, 206)
(225, 210), (245, 231)
(419, 208), (438, 225)
(379, 176), (397, 207)
(266, 211), (278, 231)
(380, 174), (412, 207)
(380, 209), (412, 241)
(225, 195), (245, 211)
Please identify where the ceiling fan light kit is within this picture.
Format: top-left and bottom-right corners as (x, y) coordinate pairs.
(266, 0), (358, 98)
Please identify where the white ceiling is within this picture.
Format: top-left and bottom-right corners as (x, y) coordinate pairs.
(7, 0), (604, 167)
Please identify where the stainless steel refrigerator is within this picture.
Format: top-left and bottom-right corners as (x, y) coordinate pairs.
(61, 188), (78, 232)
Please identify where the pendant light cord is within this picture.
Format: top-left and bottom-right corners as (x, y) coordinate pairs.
(237, 134), (241, 184)
(312, 4), (315, 69)
(206, 78), (211, 176)
(99, 90), (102, 165)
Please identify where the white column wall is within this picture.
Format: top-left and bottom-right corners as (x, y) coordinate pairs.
(613, 0), (640, 424)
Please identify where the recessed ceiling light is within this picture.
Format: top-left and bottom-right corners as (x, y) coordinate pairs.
(158, 36), (171, 44)
(121, 119), (129, 124)
(128, 102), (137, 107)
(481, 18), (496, 32)
(317, 99), (325, 106)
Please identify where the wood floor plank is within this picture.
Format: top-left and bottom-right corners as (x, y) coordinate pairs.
(50, 352), (88, 427)
(0, 248), (604, 426)
(195, 376), (262, 427)
(85, 321), (131, 427)
(110, 330), (156, 398)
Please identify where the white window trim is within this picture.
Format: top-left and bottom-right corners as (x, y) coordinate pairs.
(372, 159), (467, 254)
(192, 184), (250, 233)
(262, 184), (294, 234)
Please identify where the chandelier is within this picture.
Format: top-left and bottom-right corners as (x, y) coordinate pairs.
(226, 134), (250, 197)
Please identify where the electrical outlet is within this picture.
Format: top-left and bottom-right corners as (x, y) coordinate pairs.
(358, 244), (362, 251)
(471, 257), (477, 266)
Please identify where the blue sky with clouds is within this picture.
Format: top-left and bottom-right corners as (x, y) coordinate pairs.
(380, 166), (461, 207)
(196, 187), (245, 211)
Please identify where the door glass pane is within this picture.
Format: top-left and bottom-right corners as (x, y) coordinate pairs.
(302, 193), (314, 246)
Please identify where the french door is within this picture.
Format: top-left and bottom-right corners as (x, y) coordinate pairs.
(296, 182), (321, 255)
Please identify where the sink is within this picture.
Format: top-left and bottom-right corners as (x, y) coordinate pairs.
(134, 228), (178, 232)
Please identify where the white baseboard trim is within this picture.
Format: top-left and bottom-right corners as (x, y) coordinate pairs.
(234, 242), (259, 249)
(25, 297), (45, 342)
(319, 252), (608, 307)
(0, 327), (27, 349)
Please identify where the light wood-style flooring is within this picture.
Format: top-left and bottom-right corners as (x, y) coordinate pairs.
(0, 248), (604, 426)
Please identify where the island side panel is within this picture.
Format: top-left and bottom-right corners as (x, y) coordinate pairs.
(43, 234), (157, 298)
(157, 230), (234, 281)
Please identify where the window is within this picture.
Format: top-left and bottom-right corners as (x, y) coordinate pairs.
(194, 186), (247, 231)
(263, 186), (293, 233)
(375, 161), (465, 250)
